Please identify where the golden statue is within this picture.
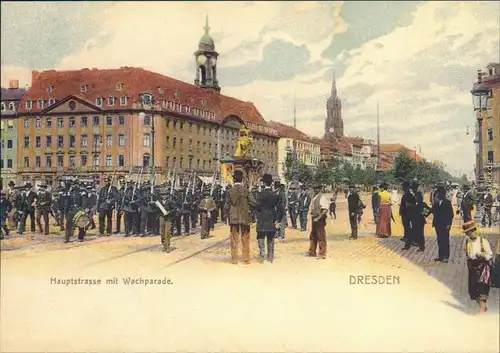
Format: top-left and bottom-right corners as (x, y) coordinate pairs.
(235, 126), (253, 157)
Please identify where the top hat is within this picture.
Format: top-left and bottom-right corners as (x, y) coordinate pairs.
(261, 173), (273, 184)
(25, 182), (32, 188)
(462, 220), (477, 233)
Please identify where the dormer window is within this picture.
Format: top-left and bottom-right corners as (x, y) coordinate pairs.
(8, 102), (15, 111)
(201, 110), (205, 117)
(157, 87), (164, 94)
(48, 98), (55, 106)
(37, 99), (44, 109)
(176, 103), (182, 112)
(96, 97), (103, 106)
(1, 102), (5, 111)
(108, 96), (115, 106)
(162, 100), (167, 108)
(26, 100), (33, 109)
(116, 82), (123, 91)
(81, 85), (87, 93)
(120, 96), (128, 106)
(47, 86), (54, 93)
(184, 105), (191, 114)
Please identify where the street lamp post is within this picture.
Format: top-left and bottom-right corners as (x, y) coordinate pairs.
(139, 94), (156, 169)
(470, 72), (490, 223)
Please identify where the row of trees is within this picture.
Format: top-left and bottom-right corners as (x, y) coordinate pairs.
(282, 152), (465, 189)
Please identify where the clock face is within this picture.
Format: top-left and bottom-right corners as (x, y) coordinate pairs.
(329, 127), (334, 133)
(197, 55), (207, 65)
(210, 57), (217, 66)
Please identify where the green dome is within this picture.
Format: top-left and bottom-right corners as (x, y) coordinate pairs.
(199, 34), (214, 47)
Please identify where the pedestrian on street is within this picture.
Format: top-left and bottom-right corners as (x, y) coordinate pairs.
(329, 196), (336, 220)
(371, 186), (380, 224)
(463, 220), (493, 314)
(347, 184), (360, 240)
(403, 181), (426, 252)
(298, 184), (311, 231)
(376, 182), (392, 238)
(0, 191), (12, 239)
(224, 170), (255, 265)
(308, 183), (329, 259)
(255, 174), (283, 263)
(431, 183), (454, 263)
(399, 181), (412, 243)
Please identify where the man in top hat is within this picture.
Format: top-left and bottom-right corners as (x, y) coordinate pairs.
(347, 184), (361, 240)
(460, 184), (474, 222)
(224, 169), (255, 264)
(298, 184), (311, 231)
(430, 183), (454, 262)
(399, 181), (412, 243)
(403, 180), (426, 252)
(6, 180), (21, 230)
(254, 174), (283, 263)
(18, 182), (37, 235)
(199, 189), (217, 239)
(98, 175), (118, 236)
(35, 184), (52, 235)
(308, 183), (329, 259)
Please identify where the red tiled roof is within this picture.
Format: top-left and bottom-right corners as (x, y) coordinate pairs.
(343, 136), (364, 146)
(19, 67), (277, 137)
(266, 121), (313, 142)
(335, 138), (352, 155)
(379, 143), (409, 153)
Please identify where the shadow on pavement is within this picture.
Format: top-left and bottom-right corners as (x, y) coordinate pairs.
(377, 232), (500, 316)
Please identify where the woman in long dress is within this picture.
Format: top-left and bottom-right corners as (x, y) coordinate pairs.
(463, 220), (493, 314)
(376, 182), (392, 238)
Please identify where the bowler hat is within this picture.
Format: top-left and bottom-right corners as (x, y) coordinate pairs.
(262, 173), (273, 184)
(8, 181), (15, 186)
(25, 182), (32, 188)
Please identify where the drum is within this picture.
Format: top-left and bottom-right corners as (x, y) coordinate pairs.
(73, 210), (91, 228)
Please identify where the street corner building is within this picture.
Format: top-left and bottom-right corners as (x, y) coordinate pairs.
(11, 23), (280, 185)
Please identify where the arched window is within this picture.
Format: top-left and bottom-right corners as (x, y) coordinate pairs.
(48, 98), (55, 106)
(0, 102), (5, 111)
(8, 102), (15, 111)
(96, 97), (103, 106)
(143, 153), (150, 167)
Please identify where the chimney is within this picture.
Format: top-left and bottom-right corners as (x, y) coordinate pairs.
(8, 79), (19, 89)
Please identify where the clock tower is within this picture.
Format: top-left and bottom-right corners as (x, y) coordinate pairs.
(324, 72), (344, 141)
(194, 15), (221, 92)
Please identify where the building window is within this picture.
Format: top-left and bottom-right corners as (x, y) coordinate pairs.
(173, 157), (176, 167)
(57, 155), (64, 167)
(36, 118), (42, 129)
(24, 119), (30, 128)
(48, 98), (55, 106)
(106, 116), (112, 126)
(487, 151), (494, 163)
(173, 137), (177, 148)
(24, 136), (30, 148)
(118, 134), (125, 146)
(81, 135), (88, 147)
(143, 116), (151, 126)
(96, 97), (103, 106)
(70, 135), (76, 148)
(46, 136), (52, 147)
(180, 157), (183, 168)
(45, 155), (52, 167)
(0, 160), (3, 169)
(7, 120), (14, 130)
(35, 156), (41, 168)
(143, 133), (151, 147)
(37, 99), (44, 109)
(106, 155), (112, 166)
(93, 155), (99, 166)
(46, 118), (52, 128)
(93, 116), (99, 126)
(118, 155), (125, 166)
(69, 117), (75, 128)
(81, 155), (87, 167)
(7, 140), (13, 149)
(36, 136), (41, 148)
(7, 159), (13, 168)
(93, 134), (100, 147)
(118, 116), (125, 125)
(180, 122), (184, 130)
(8, 102), (15, 111)
(143, 154), (150, 167)
(26, 100), (33, 109)
(24, 157), (29, 167)
(108, 97), (115, 106)
(57, 118), (64, 128)
(188, 157), (193, 169)
(58, 135), (64, 148)
(81, 85), (87, 93)
(116, 83), (123, 91)
(487, 128), (493, 141)
(197, 159), (200, 168)
(120, 96), (127, 106)
(106, 134), (112, 146)
(81, 116), (87, 127)
(166, 156), (170, 167)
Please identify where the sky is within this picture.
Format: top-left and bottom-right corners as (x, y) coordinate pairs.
(1, 1), (499, 178)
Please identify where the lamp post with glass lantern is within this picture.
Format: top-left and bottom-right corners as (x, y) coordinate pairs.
(470, 74), (490, 223)
(139, 94), (156, 169)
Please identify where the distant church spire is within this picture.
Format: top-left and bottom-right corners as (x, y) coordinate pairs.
(324, 71), (344, 139)
(331, 72), (337, 96)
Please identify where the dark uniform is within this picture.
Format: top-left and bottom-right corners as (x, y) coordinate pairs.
(347, 185), (360, 239)
(65, 182), (89, 243)
(287, 187), (298, 229)
(182, 193), (192, 235)
(460, 185), (474, 222)
(98, 177), (119, 236)
(431, 183), (454, 262)
(155, 189), (175, 252)
(404, 181), (426, 251)
(115, 180), (127, 234)
(18, 183), (37, 234)
(35, 184), (52, 235)
(399, 181), (411, 243)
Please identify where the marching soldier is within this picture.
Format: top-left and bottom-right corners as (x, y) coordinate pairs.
(199, 189), (216, 239)
(172, 189), (183, 236)
(65, 180), (89, 243)
(115, 178), (127, 234)
(190, 190), (200, 230)
(182, 191), (192, 235)
(18, 182), (37, 235)
(58, 182), (71, 231)
(139, 182), (150, 237)
(86, 184), (97, 230)
(50, 189), (61, 227)
(35, 184), (52, 235)
(98, 176), (118, 236)
(287, 185), (298, 229)
(298, 184), (311, 231)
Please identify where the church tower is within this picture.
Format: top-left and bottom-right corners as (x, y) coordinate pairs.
(194, 15), (221, 92)
(324, 73), (344, 140)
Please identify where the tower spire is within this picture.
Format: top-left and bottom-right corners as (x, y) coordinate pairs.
(293, 90), (297, 128)
(331, 72), (337, 96)
(204, 14), (210, 35)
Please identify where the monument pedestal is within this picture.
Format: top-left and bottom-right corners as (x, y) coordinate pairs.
(220, 155), (265, 187)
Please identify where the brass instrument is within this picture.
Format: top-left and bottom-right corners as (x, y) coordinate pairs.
(73, 210), (91, 228)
